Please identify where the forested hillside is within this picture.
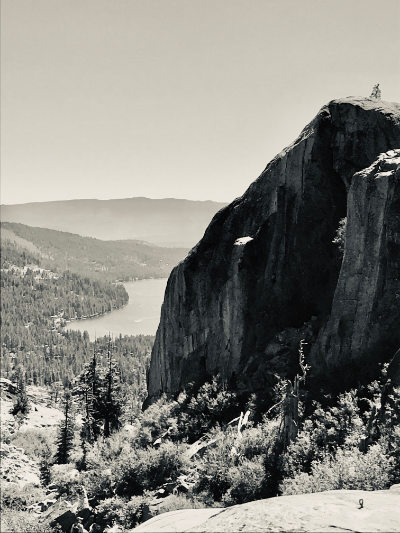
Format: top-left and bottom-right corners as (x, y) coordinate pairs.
(1, 222), (188, 282)
(0, 240), (152, 398)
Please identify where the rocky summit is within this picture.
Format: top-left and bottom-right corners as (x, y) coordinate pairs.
(147, 97), (400, 403)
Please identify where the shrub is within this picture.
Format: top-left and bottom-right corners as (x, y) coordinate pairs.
(236, 419), (279, 460)
(85, 468), (114, 503)
(1, 483), (46, 511)
(152, 493), (208, 514)
(194, 429), (235, 502)
(95, 495), (147, 529)
(223, 456), (265, 505)
(48, 464), (82, 497)
(333, 217), (347, 253)
(137, 378), (238, 447)
(95, 493), (207, 529)
(82, 430), (132, 501)
(0, 509), (56, 533)
(177, 378), (238, 443)
(85, 430), (131, 470)
(364, 380), (400, 482)
(282, 391), (364, 477)
(194, 419), (281, 504)
(10, 429), (56, 462)
(136, 396), (179, 447)
(383, 426), (400, 483)
(114, 442), (188, 497)
(280, 444), (395, 495)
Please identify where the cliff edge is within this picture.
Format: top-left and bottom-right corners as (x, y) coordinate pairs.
(147, 97), (400, 403)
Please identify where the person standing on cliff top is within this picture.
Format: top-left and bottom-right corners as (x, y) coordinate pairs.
(370, 83), (381, 99)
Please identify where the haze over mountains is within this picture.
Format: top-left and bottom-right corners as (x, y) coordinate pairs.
(1, 197), (227, 248)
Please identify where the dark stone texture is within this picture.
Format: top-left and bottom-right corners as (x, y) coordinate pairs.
(310, 150), (400, 383)
(146, 98), (400, 404)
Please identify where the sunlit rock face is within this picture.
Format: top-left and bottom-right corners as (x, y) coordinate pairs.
(310, 149), (400, 381)
(146, 98), (400, 404)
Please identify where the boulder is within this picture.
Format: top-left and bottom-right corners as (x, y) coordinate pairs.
(40, 485), (94, 532)
(0, 378), (18, 395)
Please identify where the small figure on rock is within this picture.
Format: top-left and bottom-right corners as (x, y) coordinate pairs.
(370, 83), (381, 99)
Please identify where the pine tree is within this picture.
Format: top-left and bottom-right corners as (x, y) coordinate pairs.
(74, 350), (102, 444)
(10, 364), (30, 424)
(102, 337), (123, 437)
(73, 338), (123, 444)
(54, 391), (75, 464)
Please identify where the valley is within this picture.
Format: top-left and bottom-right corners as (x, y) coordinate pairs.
(1, 222), (188, 282)
(1, 98), (400, 533)
(3, 0), (400, 529)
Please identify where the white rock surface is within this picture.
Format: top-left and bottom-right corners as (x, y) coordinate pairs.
(132, 487), (400, 532)
(133, 509), (223, 532)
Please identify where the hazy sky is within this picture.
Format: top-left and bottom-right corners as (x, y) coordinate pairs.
(1, 0), (399, 205)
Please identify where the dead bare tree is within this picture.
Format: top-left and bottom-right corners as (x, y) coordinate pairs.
(280, 340), (310, 449)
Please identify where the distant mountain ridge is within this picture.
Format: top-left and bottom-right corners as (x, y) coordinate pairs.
(0, 197), (227, 248)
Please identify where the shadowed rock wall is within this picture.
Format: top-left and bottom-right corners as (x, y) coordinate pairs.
(147, 98), (400, 403)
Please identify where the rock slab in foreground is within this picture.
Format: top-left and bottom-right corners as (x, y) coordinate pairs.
(133, 487), (400, 532)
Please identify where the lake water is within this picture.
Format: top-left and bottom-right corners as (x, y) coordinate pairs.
(66, 278), (167, 340)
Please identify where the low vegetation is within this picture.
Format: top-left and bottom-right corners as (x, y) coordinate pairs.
(4, 360), (398, 532)
(2, 224), (399, 532)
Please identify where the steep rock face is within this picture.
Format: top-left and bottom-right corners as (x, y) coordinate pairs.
(147, 98), (400, 402)
(310, 149), (400, 379)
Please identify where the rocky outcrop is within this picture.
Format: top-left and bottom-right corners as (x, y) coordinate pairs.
(147, 97), (400, 403)
(132, 486), (400, 532)
(40, 485), (94, 532)
(310, 149), (400, 381)
(1, 443), (40, 487)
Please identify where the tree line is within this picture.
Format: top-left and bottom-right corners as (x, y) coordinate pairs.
(1, 221), (187, 282)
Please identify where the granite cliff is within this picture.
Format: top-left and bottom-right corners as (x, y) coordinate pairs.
(147, 97), (400, 403)
(310, 149), (400, 379)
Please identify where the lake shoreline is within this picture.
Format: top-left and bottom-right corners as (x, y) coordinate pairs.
(63, 300), (129, 324)
(64, 278), (168, 340)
